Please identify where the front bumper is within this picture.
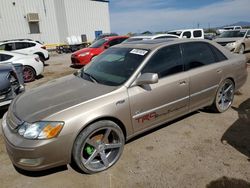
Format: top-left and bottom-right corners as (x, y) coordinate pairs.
(1, 113), (71, 171)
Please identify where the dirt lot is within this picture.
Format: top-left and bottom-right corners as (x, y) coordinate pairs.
(0, 52), (250, 188)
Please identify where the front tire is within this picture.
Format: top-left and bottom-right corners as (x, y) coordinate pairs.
(239, 44), (245, 54)
(23, 66), (36, 82)
(72, 120), (125, 174)
(210, 79), (235, 113)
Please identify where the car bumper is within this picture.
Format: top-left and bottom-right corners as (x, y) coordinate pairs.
(45, 54), (50, 61)
(1, 113), (71, 171)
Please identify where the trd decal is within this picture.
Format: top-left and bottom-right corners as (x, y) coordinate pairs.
(135, 112), (157, 123)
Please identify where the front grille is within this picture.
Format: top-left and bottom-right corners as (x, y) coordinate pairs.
(6, 110), (23, 130)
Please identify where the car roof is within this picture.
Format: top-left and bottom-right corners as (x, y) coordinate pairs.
(168, 28), (203, 32)
(115, 38), (221, 50)
(130, 34), (179, 39)
(105, 36), (129, 40)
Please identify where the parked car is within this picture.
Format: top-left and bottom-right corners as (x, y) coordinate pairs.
(71, 36), (129, 66)
(0, 51), (44, 82)
(213, 29), (250, 54)
(0, 63), (24, 108)
(2, 39), (247, 174)
(216, 26), (242, 35)
(168, 29), (204, 39)
(0, 39), (49, 63)
(94, 33), (118, 42)
(124, 34), (179, 42)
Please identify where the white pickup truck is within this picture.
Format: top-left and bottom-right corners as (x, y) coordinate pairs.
(216, 26), (242, 35)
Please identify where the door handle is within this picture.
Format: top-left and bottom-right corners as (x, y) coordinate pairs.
(179, 80), (187, 85)
(217, 69), (222, 73)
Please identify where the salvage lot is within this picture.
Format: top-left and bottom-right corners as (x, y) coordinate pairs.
(0, 52), (250, 188)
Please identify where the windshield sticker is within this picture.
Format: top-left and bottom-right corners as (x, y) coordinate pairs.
(130, 49), (148, 56)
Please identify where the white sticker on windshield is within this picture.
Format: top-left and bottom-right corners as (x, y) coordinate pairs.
(130, 49), (148, 56)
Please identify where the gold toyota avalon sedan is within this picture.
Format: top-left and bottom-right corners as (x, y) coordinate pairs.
(1, 39), (248, 174)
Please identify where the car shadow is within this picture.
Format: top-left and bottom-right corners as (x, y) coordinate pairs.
(14, 165), (68, 177)
(221, 98), (250, 159)
(70, 65), (84, 69)
(206, 176), (250, 188)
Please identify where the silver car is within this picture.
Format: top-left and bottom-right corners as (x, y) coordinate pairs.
(1, 39), (248, 174)
(214, 29), (250, 54)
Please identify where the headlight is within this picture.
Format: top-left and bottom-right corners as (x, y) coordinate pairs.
(18, 121), (64, 140)
(78, 52), (90, 57)
(226, 42), (236, 47)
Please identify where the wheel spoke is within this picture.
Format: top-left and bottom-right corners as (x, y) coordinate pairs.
(105, 143), (122, 149)
(86, 138), (98, 148)
(224, 84), (232, 93)
(102, 128), (111, 142)
(100, 151), (109, 167)
(84, 149), (98, 165)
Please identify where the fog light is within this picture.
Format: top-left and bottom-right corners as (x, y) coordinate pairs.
(18, 158), (43, 166)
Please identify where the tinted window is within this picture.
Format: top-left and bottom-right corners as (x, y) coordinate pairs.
(3, 43), (14, 51)
(89, 39), (108, 48)
(0, 54), (13, 61)
(15, 42), (33, 50)
(219, 30), (246, 38)
(193, 30), (202, 37)
(183, 31), (191, 38)
(182, 42), (216, 70)
(109, 38), (126, 47)
(209, 44), (227, 62)
(142, 45), (183, 78)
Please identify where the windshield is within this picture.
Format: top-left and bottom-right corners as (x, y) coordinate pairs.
(82, 47), (149, 86)
(219, 30), (246, 38)
(89, 38), (108, 48)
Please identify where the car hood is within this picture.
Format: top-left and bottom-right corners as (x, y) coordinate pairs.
(12, 74), (117, 122)
(214, 37), (242, 43)
(73, 48), (94, 56)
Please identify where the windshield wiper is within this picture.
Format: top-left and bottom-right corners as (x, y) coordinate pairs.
(82, 70), (98, 83)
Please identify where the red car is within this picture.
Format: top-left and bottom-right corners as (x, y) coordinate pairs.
(71, 36), (128, 66)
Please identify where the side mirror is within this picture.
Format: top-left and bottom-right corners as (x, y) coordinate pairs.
(135, 73), (158, 86)
(104, 44), (110, 49)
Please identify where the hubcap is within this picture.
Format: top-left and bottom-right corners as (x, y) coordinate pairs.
(217, 81), (234, 111)
(81, 128), (123, 172)
(23, 67), (34, 82)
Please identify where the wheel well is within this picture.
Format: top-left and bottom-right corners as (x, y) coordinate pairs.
(34, 52), (45, 59)
(81, 117), (127, 139)
(226, 77), (235, 87)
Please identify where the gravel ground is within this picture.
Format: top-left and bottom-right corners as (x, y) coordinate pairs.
(0, 52), (250, 188)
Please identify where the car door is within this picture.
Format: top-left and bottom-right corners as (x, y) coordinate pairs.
(181, 42), (224, 111)
(128, 44), (189, 133)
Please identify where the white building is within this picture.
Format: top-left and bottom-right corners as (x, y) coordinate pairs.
(0, 0), (111, 44)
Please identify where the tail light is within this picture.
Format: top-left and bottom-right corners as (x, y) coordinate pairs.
(41, 46), (46, 50)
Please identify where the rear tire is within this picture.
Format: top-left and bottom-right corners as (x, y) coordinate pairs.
(72, 120), (125, 174)
(210, 79), (235, 113)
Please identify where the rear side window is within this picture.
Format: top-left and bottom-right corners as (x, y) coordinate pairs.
(108, 38), (126, 47)
(15, 42), (34, 50)
(182, 42), (216, 70)
(193, 30), (202, 38)
(183, 31), (191, 38)
(0, 54), (13, 61)
(209, 45), (227, 62)
(2, 43), (14, 51)
(142, 44), (183, 78)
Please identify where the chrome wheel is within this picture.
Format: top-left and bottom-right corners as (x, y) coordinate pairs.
(239, 44), (245, 54)
(216, 79), (234, 112)
(73, 121), (124, 174)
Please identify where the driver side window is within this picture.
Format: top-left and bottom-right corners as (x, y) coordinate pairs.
(142, 45), (183, 78)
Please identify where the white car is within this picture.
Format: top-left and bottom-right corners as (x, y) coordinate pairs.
(216, 26), (242, 35)
(0, 39), (49, 63)
(125, 34), (179, 42)
(0, 51), (44, 82)
(168, 29), (204, 39)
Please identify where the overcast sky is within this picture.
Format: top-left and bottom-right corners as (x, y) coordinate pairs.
(109, 0), (250, 34)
